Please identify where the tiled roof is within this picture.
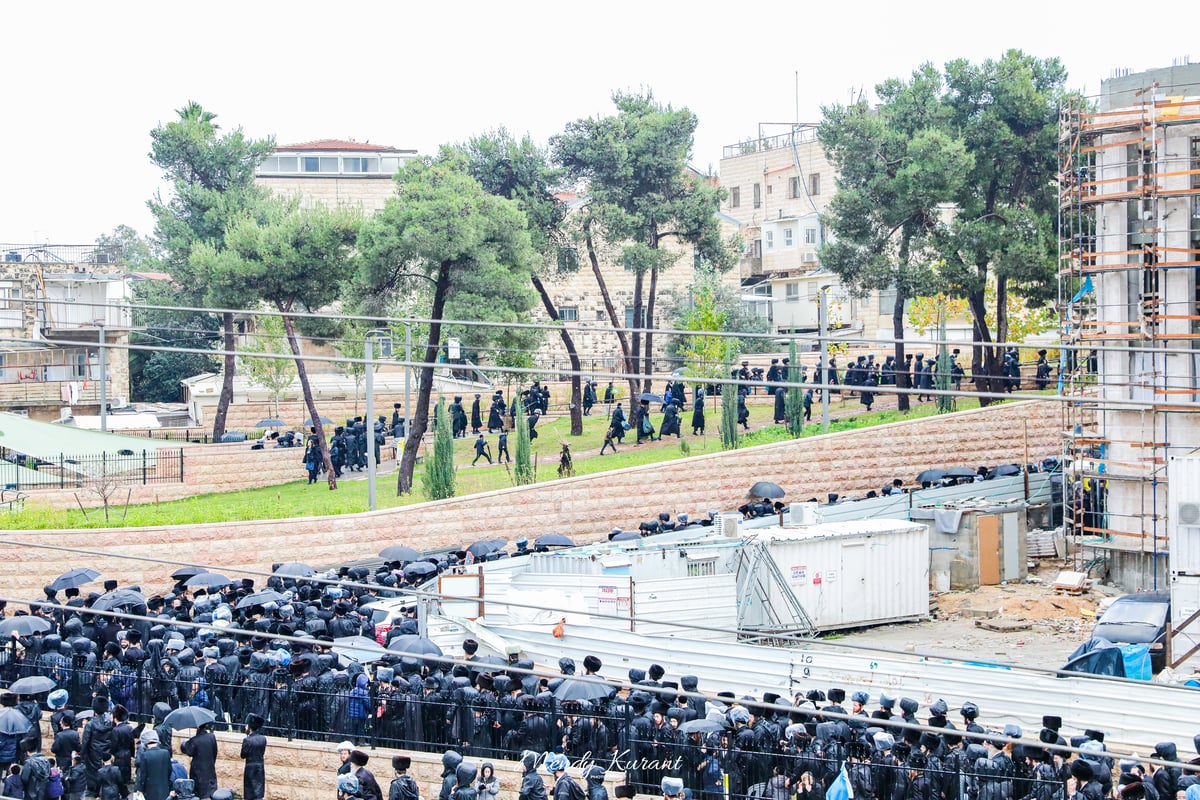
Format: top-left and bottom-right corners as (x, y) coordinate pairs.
(275, 139), (412, 153)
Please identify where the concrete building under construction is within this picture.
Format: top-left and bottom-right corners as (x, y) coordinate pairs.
(1058, 64), (1200, 598)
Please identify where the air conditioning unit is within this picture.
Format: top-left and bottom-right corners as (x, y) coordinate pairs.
(802, 252), (819, 264)
(715, 512), (742, 538)
(109, 397), (128, 410)
(1180, 502), (1200, 527)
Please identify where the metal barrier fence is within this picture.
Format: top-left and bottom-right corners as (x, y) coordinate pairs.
(2, 663), (1067, 800)
(0, 448), (185, 489)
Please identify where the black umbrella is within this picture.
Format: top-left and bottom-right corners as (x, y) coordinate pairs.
(7, 675), (56, 694)
(916, 469), (947, 484)
(610, 531), (641, 542)
(465, 540), (506, 559)
(184, 572), (231, 590)
(255, 418), (286, 428)
(91, 588), (148, 612)
(236, 589), (286, 610)
(0, 708), (32, 736)
(535, 533), (575, 549)
(386, 636), (444, 657)
(678, 717), (727, 734)
(944, 467), (978, 479)
(219, 431), (247, 443)
(470, 655), (507, 674)
(170, 566), (207, 580)
(50, 567), (100, 592)
(403, 561), (438, 578)
(303, 416), (334, 426)
(553, 677), (614, 702)
(989, 464), (1022, 478)
(749, 481), (786, 499)
(163, 706), (216, 730)
(273, 562), (315, 577)
(638, 392), (663, 403)
(379, 545), (422, 563)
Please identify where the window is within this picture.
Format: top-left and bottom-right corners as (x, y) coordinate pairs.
(753, 183), (762, 209)
(805, 228), (818, 245)
(753, 239), (762, 258)
(766, 184), (773, 195)
(789, 177), (801, 199)
(810, 173), (821, 195)
(596, 310), (606, 321)
(785, 283), (800, 302)
(302, 156), (339, 173)
(730, 187), (740, 208)
(71, 351), (88, 380)
(343, 157), (380, 173)
(784, 228), (794, 247)
(686, 559), (717, 577)
(765, 230), (774, 250)
(558, 306), (579, 322)
(0, 282), (21, 328)
(625, 306), (642, 329)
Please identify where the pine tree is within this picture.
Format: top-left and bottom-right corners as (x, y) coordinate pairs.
(785, 340), (805, 437)
(720, 362), (739, 451)
(423, 398), (456, 500)
(513, 407), (535, 485)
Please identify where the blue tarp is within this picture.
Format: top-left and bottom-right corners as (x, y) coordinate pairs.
(1120, 644), (1152, 681)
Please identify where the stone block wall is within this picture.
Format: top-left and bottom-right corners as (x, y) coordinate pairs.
(0, 400), (1060, 601)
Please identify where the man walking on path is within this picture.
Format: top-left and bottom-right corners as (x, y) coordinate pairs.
(472, 435), (493, 466)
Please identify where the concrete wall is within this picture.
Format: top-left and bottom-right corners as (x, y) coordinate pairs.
(0, 400), (1059, 601)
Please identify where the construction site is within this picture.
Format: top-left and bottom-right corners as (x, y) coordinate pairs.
(1058, 63), (1200, 662)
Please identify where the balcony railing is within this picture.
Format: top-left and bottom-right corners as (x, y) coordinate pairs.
(1, 243), (123, 265)
(0, 379), (109, 406)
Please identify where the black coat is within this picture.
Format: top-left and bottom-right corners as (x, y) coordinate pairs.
(240, 732), (267, 800)
(135, 745), (173, 800)
(181, 730), (218, 798)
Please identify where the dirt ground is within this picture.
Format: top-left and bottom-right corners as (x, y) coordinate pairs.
(838, 558), (1097, 669)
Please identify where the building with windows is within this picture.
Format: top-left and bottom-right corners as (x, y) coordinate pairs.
(1059, 64), (1200, 596)
(0, 243), (133, 421)
(255, 139), (417, 214)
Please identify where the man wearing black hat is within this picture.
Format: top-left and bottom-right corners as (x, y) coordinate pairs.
(181, 721), (218, 799)
(390, 755), (420, 800)
(351, 750), (383, 800)
(1069, 759), (1103, 800)
(240, 714), (267, 800)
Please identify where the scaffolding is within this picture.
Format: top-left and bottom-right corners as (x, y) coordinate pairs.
(1058, 85), (1200, 584)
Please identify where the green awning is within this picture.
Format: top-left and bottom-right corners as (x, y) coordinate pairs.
(0, 412), (168, 461)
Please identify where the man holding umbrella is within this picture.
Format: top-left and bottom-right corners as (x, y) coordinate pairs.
(180, 720), (218, 799)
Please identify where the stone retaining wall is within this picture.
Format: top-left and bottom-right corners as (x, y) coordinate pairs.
(0, 401), (1059, 601)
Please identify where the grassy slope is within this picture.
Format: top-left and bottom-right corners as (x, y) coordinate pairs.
(4, 395), (973, 530)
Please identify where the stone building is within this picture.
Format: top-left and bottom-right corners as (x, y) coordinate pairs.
(254, 139), (417, 215)
(0, 243), (133, 421)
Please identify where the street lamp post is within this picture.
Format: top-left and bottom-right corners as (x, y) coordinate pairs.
(98, 323), (107, 433)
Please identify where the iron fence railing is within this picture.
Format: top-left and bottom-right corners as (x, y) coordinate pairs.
(0, 448), (184, 489)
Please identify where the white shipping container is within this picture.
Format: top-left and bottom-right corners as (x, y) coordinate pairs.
(749, 519), (930, 631)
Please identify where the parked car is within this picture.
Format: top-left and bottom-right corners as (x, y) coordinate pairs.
(360, 595), (419, 645)
(1091, 591), (1170, 673)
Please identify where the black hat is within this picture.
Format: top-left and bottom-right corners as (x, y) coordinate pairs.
(919, 732), (941, 751)
(827, 688), (845, 703)
(245, 713), (264, 732)
(908, 752), (928, 769)
(1071, 761), (1093, 782)
(648, 664), (665, 680)
(615, 787), (637, 799)
(583, 655), (602, 672)
(393, 756), (411, 772)
(1024, 747), (1046, 763)
(1042, 716), (1062, 731)
(1039, 728), (1058, 745)
(903, 727), (921, 745)
(899, 697), (919, 714)
(651, 702), (669, 716)
(350, 750), (370, 767)
(1084, 729), (1105, 743)
(805, 689), (826, 704)
(929, 715), (947, 729)
(103, 580), (118, 591)
(463, 639), (479, 655)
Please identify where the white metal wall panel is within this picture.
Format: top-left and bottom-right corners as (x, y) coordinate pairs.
(451, 620), (1200, 754)
(631, 575), (738, 640)
(1170, 575), (1200, 671)
(1169, 456), (1200, 574)
(1002, 512), (1021, 580)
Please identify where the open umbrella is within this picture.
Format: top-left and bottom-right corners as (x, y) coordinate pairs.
(170, 566), (207, 580)
(236, 589), (286, 610)
(610, 531), (641, 542)
(91, 588), (148, 612)
(332, 636), (384, 665)
(749, 481), (786, 499)
(163, 706), (216, 730)
(386, 636), (444, 657)
(379, 545), (422, 563)
(0, 708), (33, 736)
(469, 655), (507, 674)
(916, 469), (947, 484)
(465, 540), (506, 559)
(273, 562), (315, 578)
(255, 419), (286, 428)
(989, 464), (1022, 478)
(638, 392), (663, 403)
(302, 416), (334, 426)
(50, 567), (101, 592)
(402, 561), (438, 579)
(0, 616), (52, 637)
(219, 431), (247, 443)
(7, 675), (56, 694)
(535, 533), (575, 549)
(553, 677), (613, 703)
(184, 573), (231, 590)
(678, 717), (727, 734)
(944, 467), (978, 479)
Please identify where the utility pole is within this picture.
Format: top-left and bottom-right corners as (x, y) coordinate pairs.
(98, 323), (107, 432)
(365, 334), (376, 511)
(818, 287), (830, 433)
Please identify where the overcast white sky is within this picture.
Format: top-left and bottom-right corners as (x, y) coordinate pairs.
(3, 0), (1196, 245)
